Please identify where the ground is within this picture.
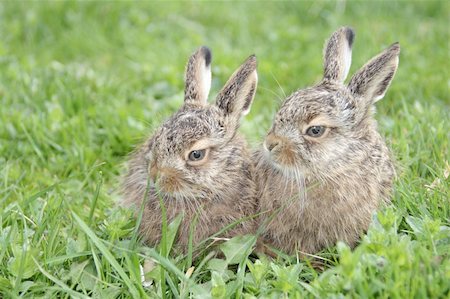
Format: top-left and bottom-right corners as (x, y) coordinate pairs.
(0, 1), (448, 298)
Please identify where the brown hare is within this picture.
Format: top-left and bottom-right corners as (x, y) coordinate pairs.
(255, 27), (399, 255)
(122, 46), (259, 252)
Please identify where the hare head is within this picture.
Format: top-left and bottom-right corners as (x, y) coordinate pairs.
(264, 27), (399, 183)
(123, 46), (258, 249)
(146, 46), (257, 198)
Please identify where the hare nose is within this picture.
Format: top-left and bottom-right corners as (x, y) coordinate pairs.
(266, 140), (280, 152)
(265, 134), (281, 152)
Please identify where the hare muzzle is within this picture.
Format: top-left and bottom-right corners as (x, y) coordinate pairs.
(264, 133), (297, 167)
(153, 167), (184, 194)
(264, 133), (281, 152)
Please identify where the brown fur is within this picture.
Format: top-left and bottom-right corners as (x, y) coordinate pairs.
(122, 47), (259, 252)
(255, 27), (400, 254)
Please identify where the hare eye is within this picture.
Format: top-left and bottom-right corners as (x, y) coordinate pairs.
(306, 126), (326, 137)
(188, 149), (206, 161)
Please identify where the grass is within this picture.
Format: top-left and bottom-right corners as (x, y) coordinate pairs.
(0, 1), (448, 298)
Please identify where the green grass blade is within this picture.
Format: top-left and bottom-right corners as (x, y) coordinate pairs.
(71, 212), (141, 298)
(88, 173), (102, 225)
(32, 256), (90, 299)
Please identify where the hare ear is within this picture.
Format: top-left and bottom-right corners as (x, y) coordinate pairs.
(348, 42), (400, 104)
(184, 46), (212, 106)
(216, 55), (258, 121)
(323, 27), (355, 83)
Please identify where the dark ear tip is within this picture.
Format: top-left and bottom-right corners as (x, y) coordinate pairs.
(246, 54), (257, 67)
(199, 46), (212, 67)
(343, 26), (355, 47)
(238, 54), (257, 71)
(390, 42), (400, 53)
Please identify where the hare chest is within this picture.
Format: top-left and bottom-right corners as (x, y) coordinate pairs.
(259, 175), (379, 254)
